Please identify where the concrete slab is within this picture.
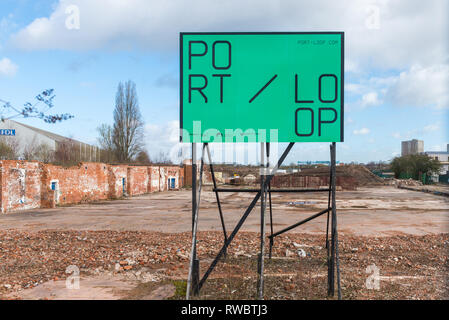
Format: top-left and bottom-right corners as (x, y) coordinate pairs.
(6, 275), (137, 300)
(0, 186), (447, 236)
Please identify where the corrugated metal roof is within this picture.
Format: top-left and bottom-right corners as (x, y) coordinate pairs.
(10, 120), (86, 145)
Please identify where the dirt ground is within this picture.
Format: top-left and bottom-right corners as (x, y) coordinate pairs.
(0, 186), (448, 300)
(0, 186), (448, 236)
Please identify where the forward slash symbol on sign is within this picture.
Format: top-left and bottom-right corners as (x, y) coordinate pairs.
(248, 74), (278, 103)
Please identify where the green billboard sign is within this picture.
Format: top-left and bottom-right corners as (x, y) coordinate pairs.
(180, 32), (344, 143)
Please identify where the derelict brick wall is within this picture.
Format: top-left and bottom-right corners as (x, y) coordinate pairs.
(183, 164), (208, 186)
(148, 166), (160, 192)
(160, 167), (167, 191)
(43, 162), (110, 205)
(0, 160), (185, 214)
(270, 174), (357, 190)
(127, 166), (149, 196)
(179, 166), (185, 188)
(108, 165), (127, 198)
(184, 164), (192, 186)
(0, 160), (42, 213)
(164, 166), (184, 189)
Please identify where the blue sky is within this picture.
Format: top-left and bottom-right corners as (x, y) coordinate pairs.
(0, 0), (447, 164)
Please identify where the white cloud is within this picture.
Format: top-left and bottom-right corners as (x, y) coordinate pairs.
(9, 0), (448, 70)
(390, 122), (443, 142)
(345, 117), (354, 125)
(361, 91), (381, 107)
(144, 120), (180, 159)
(423, 123), (440, 133)
(353, 128), (370, 135)
(348, 63), (449, 110)
(0, 57), (18, 76)
(386, 64), (449, 109)
(345, 83), (363, 94)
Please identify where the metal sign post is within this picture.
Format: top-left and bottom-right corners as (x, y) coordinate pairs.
(181, 32), (344, 300)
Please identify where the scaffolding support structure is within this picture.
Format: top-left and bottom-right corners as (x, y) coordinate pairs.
(186, 142), (341, 299)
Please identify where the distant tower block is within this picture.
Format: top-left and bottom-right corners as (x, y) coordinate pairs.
(401, 139), (424, 156)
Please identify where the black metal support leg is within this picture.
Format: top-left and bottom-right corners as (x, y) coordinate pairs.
(192, 143), (197, 234)
(326, 154), (333, 249)
(187, 144), (206, 299)
(205, 143), (228, 256)
(192, 258), (200, 296)
(267, 143), (274, 259)
(328, 142), (337, 297)
(257, 142), (268, 299)
(269, 207), (332, 239)
(268, 182), (273, 259)
(332, 142), (342, 300)
(198, 143), (295, 292)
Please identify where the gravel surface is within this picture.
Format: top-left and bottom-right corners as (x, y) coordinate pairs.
(0, 230), (447, 300)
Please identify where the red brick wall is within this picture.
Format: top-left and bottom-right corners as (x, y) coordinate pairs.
(127, 166), (149, 196)
(148, 166), (160, 192)
(0, 161), (185, 214)
(0, 160), (42, 213)
(183, 164), (211, 186)
(108, 165), (127, 198)
(271, 174), (357, 190)
(163, 166), (184, 190)
(43, 162), (110, 205)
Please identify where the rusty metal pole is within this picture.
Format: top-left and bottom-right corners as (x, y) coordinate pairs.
(257, 142), (267, 299)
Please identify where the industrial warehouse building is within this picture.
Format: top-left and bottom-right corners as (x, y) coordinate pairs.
(424, 145), (449, 182)
(0, 119), (99, 161)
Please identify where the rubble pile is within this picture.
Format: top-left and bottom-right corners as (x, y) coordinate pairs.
(297, 165), (385, 186)
(0, 230), (447, 299)
(386, 178), (423, 187)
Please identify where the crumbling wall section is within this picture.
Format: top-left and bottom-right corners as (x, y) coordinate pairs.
(0, 160), (185, 214)
(127, 166), (149, 196)
(108, 165), (128, 198)
(0, 160), (42, 213)
(271, 174), (358, 190)
(43, 162), (110, 205)
(159, 167), (167, 191)
(165, 166), (183, 190)
(148, 166), (160, 192)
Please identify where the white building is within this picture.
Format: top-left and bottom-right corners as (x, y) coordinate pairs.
(424, 144), (449, 176)
(0, 119), (99, 161)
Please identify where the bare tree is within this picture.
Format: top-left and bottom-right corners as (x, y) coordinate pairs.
(112, 81), (144, 162)
(1, 89), (73, 123)
(97, 123), (114, 151)
(97, 123), (116, 163)
(54, 139), (78, 166)
(22, 136), (39, 160)
(35, 144), (55, 163)
(0, 137), (20, 160)
(135, 150), (151, 164)
(153, 150), (173, 164)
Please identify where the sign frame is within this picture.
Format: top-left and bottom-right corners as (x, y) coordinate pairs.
(180, 31), (344, 143)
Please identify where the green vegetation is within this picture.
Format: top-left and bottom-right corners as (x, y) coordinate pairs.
(390, 154), (440, 181)
(170, 280), (187, 299)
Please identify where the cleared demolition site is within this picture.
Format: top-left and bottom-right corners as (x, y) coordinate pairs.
(0, 160), (448, 300)
(1, 31), (448, 302)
